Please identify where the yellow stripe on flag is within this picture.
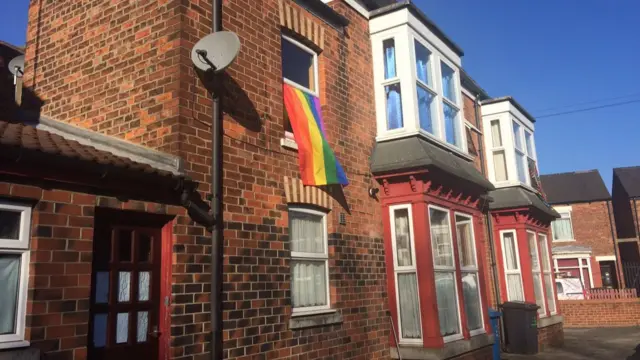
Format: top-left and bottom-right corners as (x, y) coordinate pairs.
(294, 90), (327, 184)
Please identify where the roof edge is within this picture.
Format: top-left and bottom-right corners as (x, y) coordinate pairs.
(295, 0), (350, 30)
(369, 0), (464, 57)
(480, 96), (536, 123)
(30, 114), (184, 176)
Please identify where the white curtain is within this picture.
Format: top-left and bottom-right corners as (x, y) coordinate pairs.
(290, 212), (323, 253)
(292, 261), (327, 308)
(394, 210), (412, 267)
(398, 273), (421, 339)
(490, 121), (502, 147)
(532, 273), (545, 314)
(462, 273), (482, 331)
(386, 85), (403, 130)
(417, 87), (434, 133)
(503, 234), (518, 270)
(544, 274), (556, 313)
(415, 42), (429, 84)
(443, 102), (458, 146)
(507, 274), (524, 301)
(0, 255), (20, 335)
(493, 151), (507, 182)
(440, 63), (455, 101)
(515, 152), (526, 183)
(552, 218), (573, 240)
(384, 39), (396, 79)
(435, 272), (459, 336)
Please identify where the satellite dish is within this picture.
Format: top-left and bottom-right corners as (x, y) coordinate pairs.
(8, 55), (24, 77)
(191, 31), (240, 73)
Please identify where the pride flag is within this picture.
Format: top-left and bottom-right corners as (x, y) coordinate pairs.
(283, 83), (348, 186)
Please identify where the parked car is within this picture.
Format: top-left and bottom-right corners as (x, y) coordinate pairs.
(556, 277), (586, 300)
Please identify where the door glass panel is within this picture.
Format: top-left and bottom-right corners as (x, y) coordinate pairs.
(118, 272), (131, 302)
(116, 313), (129, 344)
(137, 311), (148, 343)
(0, 210), (21, 240)
(138, 271), (150, 301)
(93, 313), (107, 347)
(118, 230), (132, 262)
(138, 234), (152, 262)
(95, 272), (109, 304)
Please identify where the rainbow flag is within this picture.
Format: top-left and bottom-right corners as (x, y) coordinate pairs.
(283, 83), (348, 186)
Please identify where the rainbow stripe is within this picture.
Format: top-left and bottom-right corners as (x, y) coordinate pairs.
(283, 83), (348, 186)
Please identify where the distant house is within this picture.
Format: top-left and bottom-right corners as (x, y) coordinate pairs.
(540, 170), (621, 289)
(612, 166), (640, 291)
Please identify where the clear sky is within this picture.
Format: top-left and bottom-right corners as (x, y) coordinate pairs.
(2, 1), (640, 190)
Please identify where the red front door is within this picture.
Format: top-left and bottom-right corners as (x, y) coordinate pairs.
(88, 221), (162, 360)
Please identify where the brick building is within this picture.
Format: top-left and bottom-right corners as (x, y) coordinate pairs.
(612, 166), (640, 292)
(539, 170), (622, 289)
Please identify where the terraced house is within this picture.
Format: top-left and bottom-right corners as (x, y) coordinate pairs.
(0, 0), (564, 360)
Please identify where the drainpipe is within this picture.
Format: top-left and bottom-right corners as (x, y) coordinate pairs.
(606, 199), (623, 288)
(210, 0), (223, 359)
(474, 94), (502, 306)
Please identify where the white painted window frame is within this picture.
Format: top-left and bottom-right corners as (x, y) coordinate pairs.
(0, 202), (32, 347)
(370, 27), (468, 156)
(553, 253), (594, 289)
(289, 206), (330, 315)
(551, 206), (575, 242)
(428, 205), (463, 343)
(389, 204), (423, 344)
(500, 230), (525, 301)
(512, 119), (536, 186)
(527, 230), (547, 317)
(454, 212), (485, 337)
(539, 234), (557, 315)
(281, 35), (320, 142)
(488, 119), (509, 183)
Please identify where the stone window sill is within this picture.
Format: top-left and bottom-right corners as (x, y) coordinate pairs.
(289, 310), (343, 330)
(0, 340), (30, 350)
(538, 314), (564, 328)
(391, 333), (494, 360)
(281, 136), (298, 150)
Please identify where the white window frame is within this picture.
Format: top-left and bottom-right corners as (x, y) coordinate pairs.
(454, 212), (485, 337)
(0, 201), (32, 348)
(428, 205), (463, 343)
(281, 35), (319, 141)
(553, 253), (594, 289)
(512, 119), (535, 186)
(389, 204), (423, 344)
(488, 118), (509, 184)
(289, 207), (330, 315)
(527, 230), (547, 317)
(539, 234), (557, 315)
(551, 206), (575, 242)
(500, 230), (525, 301)
(371, 27), (468, 156)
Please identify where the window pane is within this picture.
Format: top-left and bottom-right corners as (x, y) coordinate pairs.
(282, 38), (315, 92)
(539, 236), (551, 271)
(0, 210), (21, 240)
(397, 273), (421, 339)
(493, 151), (508, 182)
(528, 232), (539, 270)
(116, 313), (129, 344)
(138, 233), (152, 263)
(455, 219), (476, 268)
(506, 274), (524, 301)
(118, 272), (131, 302)
(430, 208), (453, 267)
(544, 274), (556, 313)
(462, 272), (483, 331)
(532, 273), (545, 315)
(290, 211), (324, 254)
(393, 208), (413, 267)
(525, 131), (534, 155)
(291, 260), (327, 308)
(512, 121), (523, 150)
(417, 86), (434, 134)
(93, 313), (108, 347)
(137, 311), (148, 343)
(0, 254), (20, 335)
(435, 272), (460, 336)
(383, 38), (397, 79)
(386, 83), (403, 130)
(516, 151), (527, 183)
(552, 218), (574, 240)
(440, 62), (456, 102)
(414, 41), (431, 85)
(490, 120), (502, 147)
(138, 271), (150, 302)
(502, 233), (519, 270)
(443, 102), (459, 146)
(95, 271), (109, 304)
(118, 230), (132, 262)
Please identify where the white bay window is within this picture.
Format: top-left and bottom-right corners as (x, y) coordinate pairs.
(500, 230), (524, 301)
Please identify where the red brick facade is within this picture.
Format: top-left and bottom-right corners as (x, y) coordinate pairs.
(561, 299), (640, 327)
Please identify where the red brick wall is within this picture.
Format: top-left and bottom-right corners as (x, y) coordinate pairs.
(538, 321), (564, 351)
(561, 299), (640, 327)
(21, 1), (390, 360)
(462, 92), (485, 175)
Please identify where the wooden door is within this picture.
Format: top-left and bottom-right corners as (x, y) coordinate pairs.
(88, 224), (162, 360)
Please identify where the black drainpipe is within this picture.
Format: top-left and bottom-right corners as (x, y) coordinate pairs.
(211, 0), (223, 359)
(474, 94), (502, 306)
(606, 199), (623, 288)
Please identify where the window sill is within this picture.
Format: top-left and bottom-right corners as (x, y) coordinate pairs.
(281, 137), (298, 150)
(0, 340), (30, 350)
(391, 333), (494, 360)
(289, 309), (343, 330)
(553, 239), (576, 243)
(538, 314), (563, 328)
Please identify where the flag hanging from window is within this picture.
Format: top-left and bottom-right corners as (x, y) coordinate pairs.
(283, 83), (348, 186)
(528, 157), (547, 201)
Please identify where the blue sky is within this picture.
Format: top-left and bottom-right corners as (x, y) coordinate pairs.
(2, 1), (640, 190)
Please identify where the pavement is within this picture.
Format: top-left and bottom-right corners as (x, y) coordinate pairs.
(502, 327), (640, 360)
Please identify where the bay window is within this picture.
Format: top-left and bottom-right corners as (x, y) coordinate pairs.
(527, 231), (546, 316)
(539, 234), (557, 314)
(0, 202), (31, 346)
(390, 205), (422, 342)
(455, 214), (484, 335)
(500, 230), (524, 301)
